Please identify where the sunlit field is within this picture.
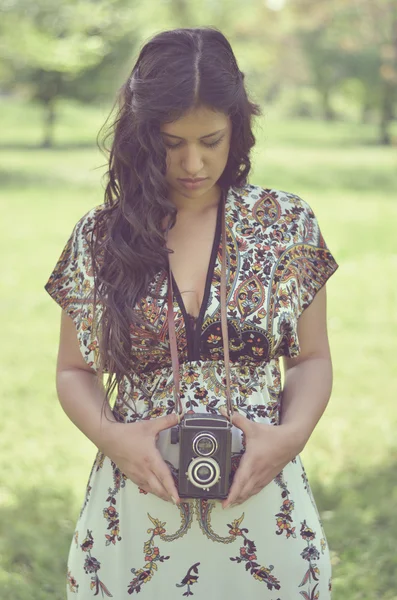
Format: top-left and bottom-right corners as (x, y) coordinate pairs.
(1, 96), (396, 599)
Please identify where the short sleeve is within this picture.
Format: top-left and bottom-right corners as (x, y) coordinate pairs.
(274, 193), (339, 358)
(44, 206), (101, 368)
(293, 196), (339, 318)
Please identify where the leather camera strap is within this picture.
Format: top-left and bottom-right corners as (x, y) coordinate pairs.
(167, 189), (233, 421)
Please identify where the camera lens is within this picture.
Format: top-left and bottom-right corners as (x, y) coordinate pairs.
(186, 457), (221, 489)
(196, 464), (213, 482)
(193, 432), (218, 457)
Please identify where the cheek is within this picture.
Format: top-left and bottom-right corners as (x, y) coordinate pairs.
(217, 146), (231, 169)
(165, 153), (175, 173)
(206, 144), (230, 170)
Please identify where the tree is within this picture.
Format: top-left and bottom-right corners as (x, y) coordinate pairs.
(0, 0), (172, 147)
(290, 0), (397, 144)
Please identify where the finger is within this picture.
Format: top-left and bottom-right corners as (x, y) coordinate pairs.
(222, 471), (249, 509)
(222, 485), (242, 509)
(222, 453), (252, 507)
(151, 453), (180, 503)
(145, 473), (172, 502)
(219, 406), (253, 434)
(229, 411), (253, 434)
(151, 412), (179, 433)
(228, 477), (273, 507)
(230, 482), (253, 506)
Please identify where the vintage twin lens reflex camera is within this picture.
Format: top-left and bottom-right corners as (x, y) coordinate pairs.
(171, 413), (232, 499)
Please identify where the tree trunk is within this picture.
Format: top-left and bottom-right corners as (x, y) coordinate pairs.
(321, 88), (336, 121)
(41, 99), (56, 148)
(361, 99), (373, 125)
(379, 82), (394, 146)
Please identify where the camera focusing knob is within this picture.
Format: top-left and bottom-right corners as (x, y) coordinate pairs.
(170, 426), (179, 444)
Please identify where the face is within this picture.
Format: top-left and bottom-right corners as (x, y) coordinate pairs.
(160, 105), (232, 207)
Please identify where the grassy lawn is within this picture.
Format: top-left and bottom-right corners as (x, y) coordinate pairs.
(0, 96), (396, 599)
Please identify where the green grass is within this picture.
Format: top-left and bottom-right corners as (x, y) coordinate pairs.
(1, 95), (396, 599)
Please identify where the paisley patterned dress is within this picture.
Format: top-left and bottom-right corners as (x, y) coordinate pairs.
(44, 184), (339, 599)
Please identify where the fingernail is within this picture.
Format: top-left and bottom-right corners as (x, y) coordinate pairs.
(171, 495), (178, 506)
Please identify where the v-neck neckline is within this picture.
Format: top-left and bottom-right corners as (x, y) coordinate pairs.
(169, 189), (225, 360)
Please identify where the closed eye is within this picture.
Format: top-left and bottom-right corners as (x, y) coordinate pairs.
(164, 138), (223, 150)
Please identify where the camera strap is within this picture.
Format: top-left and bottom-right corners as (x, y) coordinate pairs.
(167, 189), (233, 422)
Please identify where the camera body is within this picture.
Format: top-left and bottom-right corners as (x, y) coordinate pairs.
(171, 413), (232, 499)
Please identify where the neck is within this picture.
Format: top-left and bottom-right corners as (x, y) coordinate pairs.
(169, 184), (223, 215)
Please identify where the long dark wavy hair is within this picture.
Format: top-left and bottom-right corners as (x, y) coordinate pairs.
(89, 26), (262, 419)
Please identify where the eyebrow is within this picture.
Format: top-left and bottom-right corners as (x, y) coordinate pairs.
(160, 128), (226, 140)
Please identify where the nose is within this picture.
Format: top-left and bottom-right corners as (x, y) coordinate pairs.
(181, 144), (204, 175)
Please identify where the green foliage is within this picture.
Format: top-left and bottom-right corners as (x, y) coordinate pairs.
(310, 458), (397, 599)
(0, 0), (173, 144)
(0, 0), (119, 73)
(0, 96), (396, 598)
(0, 0), (169, 74)
(1, 1), (396, 145)
(0, 485), (79, 599)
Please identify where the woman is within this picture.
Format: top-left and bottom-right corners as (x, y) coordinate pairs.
(45, 26), (339, 599)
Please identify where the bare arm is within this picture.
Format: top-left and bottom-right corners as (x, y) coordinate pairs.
(55, 310), (181, 503)
(280, 285), (334, 452)
(55, 310), (118, 453)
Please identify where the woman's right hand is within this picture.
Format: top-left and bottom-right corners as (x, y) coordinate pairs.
(100, 413), (181, 504)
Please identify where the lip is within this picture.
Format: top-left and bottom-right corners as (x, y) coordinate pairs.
(178, 178), (208, 189)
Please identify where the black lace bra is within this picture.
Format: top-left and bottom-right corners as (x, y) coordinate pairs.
(186, 313), (198, 331)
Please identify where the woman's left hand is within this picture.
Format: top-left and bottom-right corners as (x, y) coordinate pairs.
(220, 408), (301, 509)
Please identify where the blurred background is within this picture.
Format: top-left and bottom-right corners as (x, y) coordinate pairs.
(0, 0), (396, 598)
